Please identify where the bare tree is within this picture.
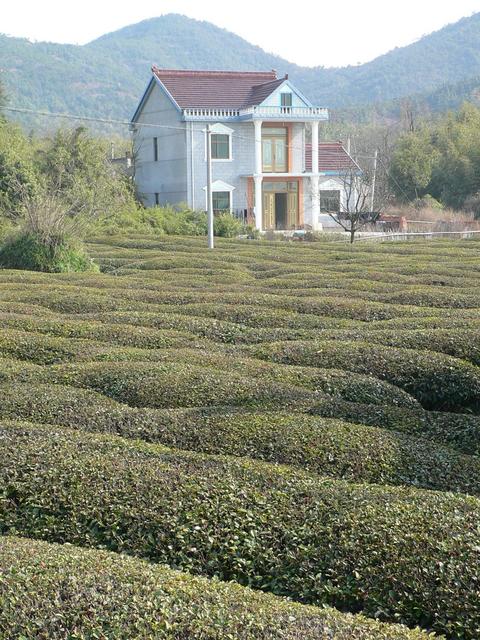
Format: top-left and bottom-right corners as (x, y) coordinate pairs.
(326, 158), (391, 243)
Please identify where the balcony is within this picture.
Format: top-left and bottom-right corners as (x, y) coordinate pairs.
(182, 105), (328, 121)
(240, 105), (328, 120)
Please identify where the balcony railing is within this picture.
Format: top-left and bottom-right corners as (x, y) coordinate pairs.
(183, 108), (240, 119)
(240, 105), (328, 119)
(182, 105), (328, 120)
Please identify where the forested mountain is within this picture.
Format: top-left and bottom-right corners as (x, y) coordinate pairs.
(2, 12), (480, 131)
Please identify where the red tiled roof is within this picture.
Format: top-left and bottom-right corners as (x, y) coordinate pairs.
(305, 142), (359, 173)
(151, 67), (285, 109)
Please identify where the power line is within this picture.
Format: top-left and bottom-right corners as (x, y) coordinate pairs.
(4, 105), (370, 163)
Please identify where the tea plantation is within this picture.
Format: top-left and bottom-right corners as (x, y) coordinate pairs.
(1, 234), (479, 639)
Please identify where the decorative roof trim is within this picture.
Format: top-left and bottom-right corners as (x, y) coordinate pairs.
(258, 78), (314, 108)
(202, 179), (236, 192)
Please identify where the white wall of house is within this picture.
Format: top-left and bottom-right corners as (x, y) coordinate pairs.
(188, 120), (255, 212)
(303, 176), (347, 229)
(133, 82), (188, 207)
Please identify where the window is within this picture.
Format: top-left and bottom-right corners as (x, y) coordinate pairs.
(320, 190), (341, 213)
(211, 133), (230, 160)
(280, 93), (293, 107)
(212, 191), (231, 214)
(154, 192), (159, 205)
(262, 127), (288, 172)
(153, 137), (158, 161)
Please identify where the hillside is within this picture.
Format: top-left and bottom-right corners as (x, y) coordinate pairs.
(2, 12), (480, 131)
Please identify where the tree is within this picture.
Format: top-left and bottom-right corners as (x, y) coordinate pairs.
(324, 157), (390, 243)
(389, 131), (436, 201)
(36, 127), (136, 222)
(0, 121), (39, 218)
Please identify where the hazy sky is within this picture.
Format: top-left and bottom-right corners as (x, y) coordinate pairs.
(3, 0), (480, 67)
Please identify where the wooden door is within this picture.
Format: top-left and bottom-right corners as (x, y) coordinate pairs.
(263, 192), (275, 230)
(287, 192), (298, 228)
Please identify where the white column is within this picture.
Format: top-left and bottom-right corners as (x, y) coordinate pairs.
(310, 120), (321, 230)
(311, 120), (319, 174)
(254, 120), (263, 231)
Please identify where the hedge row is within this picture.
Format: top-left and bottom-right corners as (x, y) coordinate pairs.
(45, 361), (315, 409)
(0, 312), (203, 350)
(0, 384), (476, 494)
(0, 338), (417, 408)
(1, 422), (478, 638)
(0, 328), (203, 364)
(310, 399), (480, 456)
(0, 536), (438, 640)
(312, 328), (480, 366)
(250, 340), (480, 412)
(126, 348), (417, 408)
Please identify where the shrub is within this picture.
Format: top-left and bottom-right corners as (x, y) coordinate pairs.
(213, 212), (244, 238)
(0, 231), (97, 273)
(0, 537), (433, 640)
(249, 340), (480, 412)
(1, 422), (478, 638)
(310, 398), (480, 456)
(46, 361), (315, 409)
(0, 384), (476, 494)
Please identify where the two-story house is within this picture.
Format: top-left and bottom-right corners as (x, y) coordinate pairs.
(131, 67), (358, 231)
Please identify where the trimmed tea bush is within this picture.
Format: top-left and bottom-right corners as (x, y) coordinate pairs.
(1, 422), (479, 638)
(46, 361), (315, 409)
(0, 537), (435, 640)
(0, 384), (476, 493)
(250, 340), (480, 412)
(310, 398), (480, 456)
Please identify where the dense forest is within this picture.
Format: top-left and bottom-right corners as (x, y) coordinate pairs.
(3, 12), (480, 132)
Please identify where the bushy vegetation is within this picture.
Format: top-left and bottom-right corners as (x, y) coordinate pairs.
(0, 230), (97, 272)
(1, 422), (478, 639)
(0, 235), (479, 639)
(391, 103), (480, 211)
(0, 537), (434, 640)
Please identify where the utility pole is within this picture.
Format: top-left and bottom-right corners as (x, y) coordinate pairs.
(206, 124), (214, 249)
(370, 149), (378, 213)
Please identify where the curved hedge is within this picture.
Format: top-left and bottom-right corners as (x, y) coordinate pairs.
(310, 399), (480, 456)
(1, 422), (479, 638)
(0, 536), (437, 640)
(313, 328), (480, 366)
(250, 340), (480, 412)
(0, 384), (477, 495)
(47, 361), (315, 409)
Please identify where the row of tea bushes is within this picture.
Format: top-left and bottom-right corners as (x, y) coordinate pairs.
(312, 328), (480, 366)
(1, 422), (478, 638)
(0, 384), (477, 494)
(45, 361), (316, 409)
(0, 327), (201, 365)
(126, 347), (418, 408)
(250, 340), (480, 412)
(310, 399), (480, 456)
(0, 536), (439, 640)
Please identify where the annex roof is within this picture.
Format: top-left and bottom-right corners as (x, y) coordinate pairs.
(305, 142), (360, 173)
(151, 67), (286, 109)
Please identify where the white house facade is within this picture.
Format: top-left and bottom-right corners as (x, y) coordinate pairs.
(131, 68), (358, 231)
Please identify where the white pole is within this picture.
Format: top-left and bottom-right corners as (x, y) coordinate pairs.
(206, 124), (214, 249)
(370, 149), (378, 213)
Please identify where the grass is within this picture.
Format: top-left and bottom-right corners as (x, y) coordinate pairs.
(0, 233), (479, 639)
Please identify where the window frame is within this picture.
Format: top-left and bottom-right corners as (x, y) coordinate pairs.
(205, 125), (234, 162)
(212, 190), (231, 214)
(280, 92), (293, 107)
(320, 189), (341, 213)
(262, 126), (288, 173)
(211, 133), (231, 161)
